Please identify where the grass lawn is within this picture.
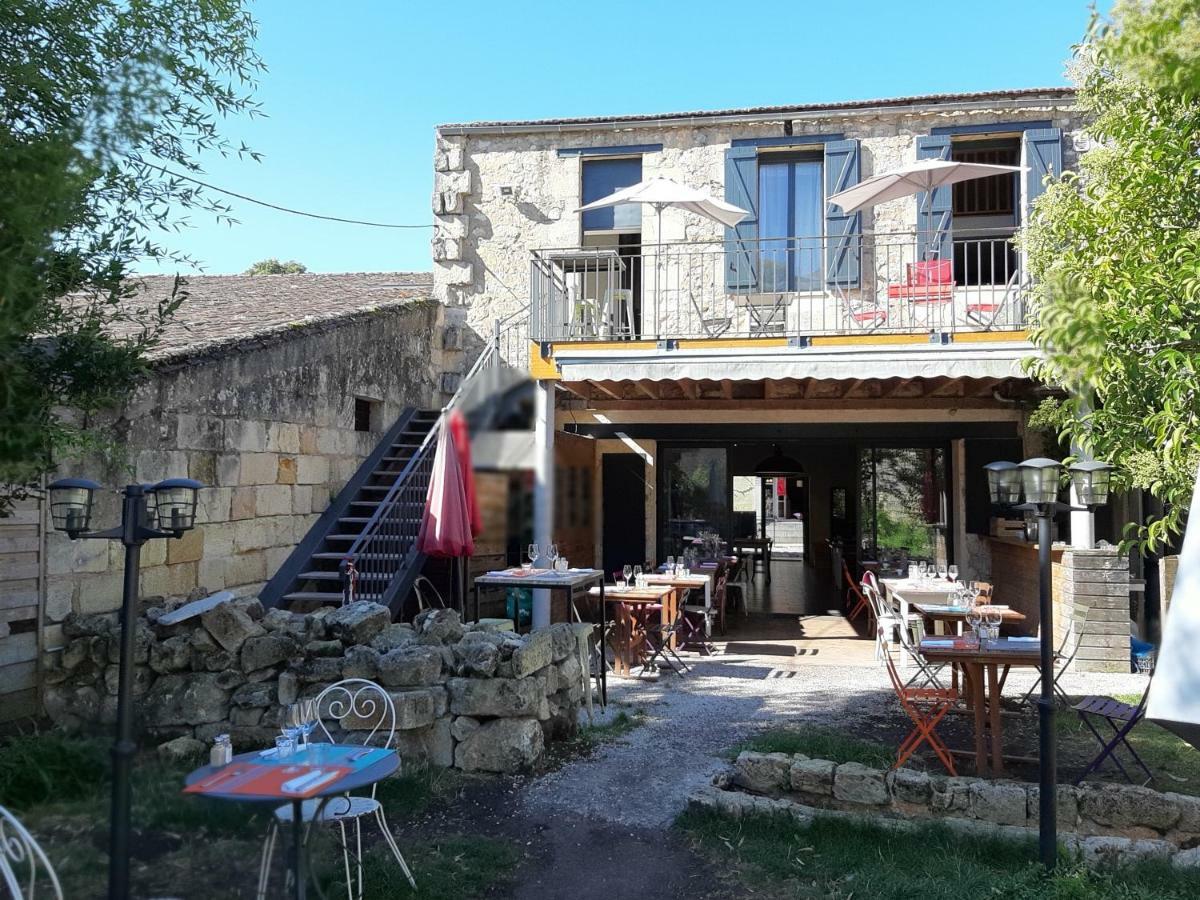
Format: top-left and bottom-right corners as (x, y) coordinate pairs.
(729, 725), (894, 769)
(0, 730), (519, 899)
(678, 806), (1200, 900)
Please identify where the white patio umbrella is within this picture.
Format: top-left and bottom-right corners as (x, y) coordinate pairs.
(827, 158), (1025, 214)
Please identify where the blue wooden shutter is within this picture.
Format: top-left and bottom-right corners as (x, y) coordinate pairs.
(1022, 127), (1062, 223)
(724, 146), (758, 293)
(916, 135), (952, 261)
(824, 139), (861, 286)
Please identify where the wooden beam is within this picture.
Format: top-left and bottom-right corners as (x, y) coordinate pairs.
(587, 380), (622, 400)
(720, 379), (733, 400)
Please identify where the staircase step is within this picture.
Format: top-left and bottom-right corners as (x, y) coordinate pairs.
(299, 570), (390, 582)
(282, 591), (345, 603)
(312, 551), (409, 562)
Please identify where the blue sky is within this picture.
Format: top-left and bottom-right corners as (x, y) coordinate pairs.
(142, 0), (1106, 276)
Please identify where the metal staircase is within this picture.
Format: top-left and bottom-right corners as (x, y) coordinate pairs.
(259, 308), (529, 615)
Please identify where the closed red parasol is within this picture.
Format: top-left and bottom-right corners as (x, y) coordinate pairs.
(417, 415), (474, 558)
(448, 409), (482, 539)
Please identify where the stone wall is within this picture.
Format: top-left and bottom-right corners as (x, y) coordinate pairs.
(44, 598), (584, 773)
(37, 300), (447, 659)
(700, 751), (1200, 869)
(1059, 548), (1132, 673)
(431, 94), (1083, 338)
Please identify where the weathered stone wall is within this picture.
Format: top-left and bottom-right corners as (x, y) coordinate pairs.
(703, 751), (1200, 869)
(45, 599), (584, 773)
(432, 95), (1084, 339)
(39, 300), (446, 652)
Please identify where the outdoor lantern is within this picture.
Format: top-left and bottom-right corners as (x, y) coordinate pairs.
(140, 484), (160, 530)
(983, 461), (1022, 505)
(47, 478), (101, 534)
(1019, 458), (1065, 506)
(1069, 460), (1114, 507)
(151, 478), (202, 532)
(754, 444), (804, 478)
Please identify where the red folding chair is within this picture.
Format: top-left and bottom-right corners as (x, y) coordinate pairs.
(843, 561), (870, 622)
(881, 628), (958, 774)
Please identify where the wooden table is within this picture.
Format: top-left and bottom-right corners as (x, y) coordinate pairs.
(731, 538), (772, 583)
(588, 585), (675, 676)
(474, 568), (606, 701)
(643, 572), (711, 635)
(919, 637), (1041, 775)
(913, 603), (1027, 631)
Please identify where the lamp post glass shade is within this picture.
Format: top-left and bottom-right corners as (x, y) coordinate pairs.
(47, 478), (100, 533)
(1069, 461), (1114, 507)
(152, 478), (202, 532)
(984, 461), (1023, 505)
(1019, 458), (1064, 505)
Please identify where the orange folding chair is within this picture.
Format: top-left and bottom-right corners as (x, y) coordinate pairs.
(881, 628), (958, 774)
(843, 561), (870, 622)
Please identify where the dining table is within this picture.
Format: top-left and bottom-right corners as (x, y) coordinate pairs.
(730, 537), (772, 583)
(643, 571), (712, 635)
(588, 584), (675, 676)
(184, 743), (399, 900)
(919, 636), (1041, 775)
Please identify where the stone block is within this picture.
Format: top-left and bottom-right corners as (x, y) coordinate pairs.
(216, 454), (241, 487)
(378, 646), (444, 687)
(888, 768), (932, 806)
(451, 715), (480, 742)
(141, 672), (230, 726)
(276, 457), (297, 485)
(231, 681), (277, 708)
(299, 426), (319, 455)
(512, 630), (553, 677)
(200, 599), (265, 653)
(789, 758), (835, 796)
(1028, 784), (1080, 829)
(732, 752), (792, 795)
(239, 453), (280, 486)
(295, 455), (330, 485)
(547, 623), (576, 662)
(158, 736), (206, 763)
(267, 423), (301, 454)
(1166, 792), (1200, 835)
(198, 558), (230, 592)
(969, 781), (1028, 826)
(414, 608), (465, 644)
(394, 717), (454, 769)
(254, 485), (293, 517)
(291, 656), (342, 684)
(1174, 846), (1200, 869)
(342, 645), (380, 680)
(454, 717), (544, 773)
(149, 635), (192, 674)
(188, 451), (218, 485)
(930, 776), (975, 815)
(177, 414), (225, 450)
(447, 676), (540, 717)
(166, 528), (205, 565)
(326, 601), (391, 645)
(230, 487), (256, 520)
(371, 623), (418, 653)
(278, 670), (299, 705)
(241, 633), (300, 672)
(833, 762), (889, 806)
(452, 636), (499, 677)
(291, 485), (313, 514)
(226, 420), (268, 453)
(1078, 783), (1180, 832)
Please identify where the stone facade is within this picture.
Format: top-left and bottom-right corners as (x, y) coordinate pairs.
(431, 90), (1084, 338)
(36, 300), (446, 663)
(704, 751), (1200, 869)
(45, 599), (583, 773)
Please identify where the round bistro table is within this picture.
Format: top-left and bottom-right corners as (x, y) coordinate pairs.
(185, 744), (399, 899)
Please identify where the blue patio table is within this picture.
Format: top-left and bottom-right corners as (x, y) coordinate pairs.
(472, 567), (607, 703)
(184, 744), (399, 900)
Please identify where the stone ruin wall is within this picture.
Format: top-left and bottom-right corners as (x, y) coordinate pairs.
(43, 597), (585, 774)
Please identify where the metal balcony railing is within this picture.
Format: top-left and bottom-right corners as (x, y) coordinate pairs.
(530, 230), (1030, 343)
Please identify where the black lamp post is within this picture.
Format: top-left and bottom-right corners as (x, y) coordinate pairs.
(983, 457), (1112, 870)
(47, 476), (203, 900)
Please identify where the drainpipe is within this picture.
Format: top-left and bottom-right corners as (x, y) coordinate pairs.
(532, 379), (555, 628)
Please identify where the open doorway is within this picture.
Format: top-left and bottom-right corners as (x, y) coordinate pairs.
(732, 474), (808, 560)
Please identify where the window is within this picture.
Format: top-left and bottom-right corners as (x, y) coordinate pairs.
(951, 142), (1018, 217)
(353, 397), (376, 432)
(758, 155), (823, 292)
(581, 157), (642, 232)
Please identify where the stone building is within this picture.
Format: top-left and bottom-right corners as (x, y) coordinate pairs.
(0, 272), (453, 720)
(429, 87), (1141, 671)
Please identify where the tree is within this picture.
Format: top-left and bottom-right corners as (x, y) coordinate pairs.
(244, 258), (309, 275)
(1022, 1), (1200, 548)
(0, 1), (263, 508)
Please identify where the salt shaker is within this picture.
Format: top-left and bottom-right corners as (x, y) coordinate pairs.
(211, 733), (233, 767)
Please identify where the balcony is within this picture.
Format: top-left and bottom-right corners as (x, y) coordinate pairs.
(529, 230), (1030, 345)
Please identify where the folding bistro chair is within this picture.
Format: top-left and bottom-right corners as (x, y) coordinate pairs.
(687, 291), (732, 338)
(844, 561), (871, 623)
(642, 602), (691, 675)
(680, 577), (719, 653)
(881, 628), (958, 774)
(1022, 608), (1089, 707)
(863, 576), (920, 664)
(896, 616), (947, 690)
(745, 293), (788, 335)
(1072, 679), (1155, 786)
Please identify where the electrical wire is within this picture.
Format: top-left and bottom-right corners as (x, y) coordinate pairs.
(141, 162), (434, 229)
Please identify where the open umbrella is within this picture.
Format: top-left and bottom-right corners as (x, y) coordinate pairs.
(827, 158), (1024, 214)
(1146, 465), (1200, 750)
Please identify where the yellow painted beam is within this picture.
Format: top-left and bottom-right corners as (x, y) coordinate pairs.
(810, 332), (931, 347)
(528, 342), (560, 381)
(953, 329), (1030, 343)
(677, 337), (789, 350)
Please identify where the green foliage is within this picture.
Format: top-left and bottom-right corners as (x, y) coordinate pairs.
(0, 731), (110, 811)
(0, 1), (262, 508)
(1021, 7), (1200, 548)
(244, 258), (309, 275)
(678, 807), (1200, 899)
(729, 725), (894, 769)
(1104, 0), (1200, 99)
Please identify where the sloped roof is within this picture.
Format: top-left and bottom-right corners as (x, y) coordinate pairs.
(438, 87), (1076, 132)
(108, 271), (433, 364)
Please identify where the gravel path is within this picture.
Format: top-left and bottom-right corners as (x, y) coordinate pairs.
(521, 652), (1151, 829)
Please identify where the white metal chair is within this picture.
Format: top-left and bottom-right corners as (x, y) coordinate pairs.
(0, 805), (63, 900)
(257, 679), (417, 899)
(605, 288), (636, 338)
(862, 575), (921, 665)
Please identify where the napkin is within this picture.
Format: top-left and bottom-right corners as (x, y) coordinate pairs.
(922, 639), (956, 648)
(1007, 636), (1039, 643)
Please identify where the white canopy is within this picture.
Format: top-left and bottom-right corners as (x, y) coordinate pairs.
(1147, 466), (1200, 751)
(577, 177), (748, 229)
(828, 159), (1026, 214)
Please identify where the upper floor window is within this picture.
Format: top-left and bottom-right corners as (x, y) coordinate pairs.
(951, 140), (1018, 219)
(581, 157), (642, 232)
(758, 154), (823, 292)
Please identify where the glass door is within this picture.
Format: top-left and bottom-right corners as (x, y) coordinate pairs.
(858, 446), (950, 568)
(659, 447), (729, 560)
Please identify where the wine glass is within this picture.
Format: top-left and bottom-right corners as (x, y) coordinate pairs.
(948, 564), (959, 583)
(299, 698), (319, 748)
(666, 555), (675, 575)
(915, 561), (926, 582)
(965, 606), (983, 644)
(283, 703), (303, 749)
(936, 563), (948, 582)
(986, 608), (1003, 641)
(622, 564), (633, 588)
(526, 543), (539, 569)
(547, 543), (559, 568)
(633, 564), (643, 587)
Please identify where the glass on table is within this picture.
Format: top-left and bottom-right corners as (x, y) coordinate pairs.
(915, 561), (927, 582)
(936, 563), (948, 581)
(948, 564), (959, 583)
(547, 543), (559, 566)
(985, 607), (1003, 641)
(526, 543), (539, 569)
(622, 565), (633, 588)
(283, 703), (303, 748)
(275, 733), (295, 757)
(666, 555), (675, 574)
(633, 564), (643, 587)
